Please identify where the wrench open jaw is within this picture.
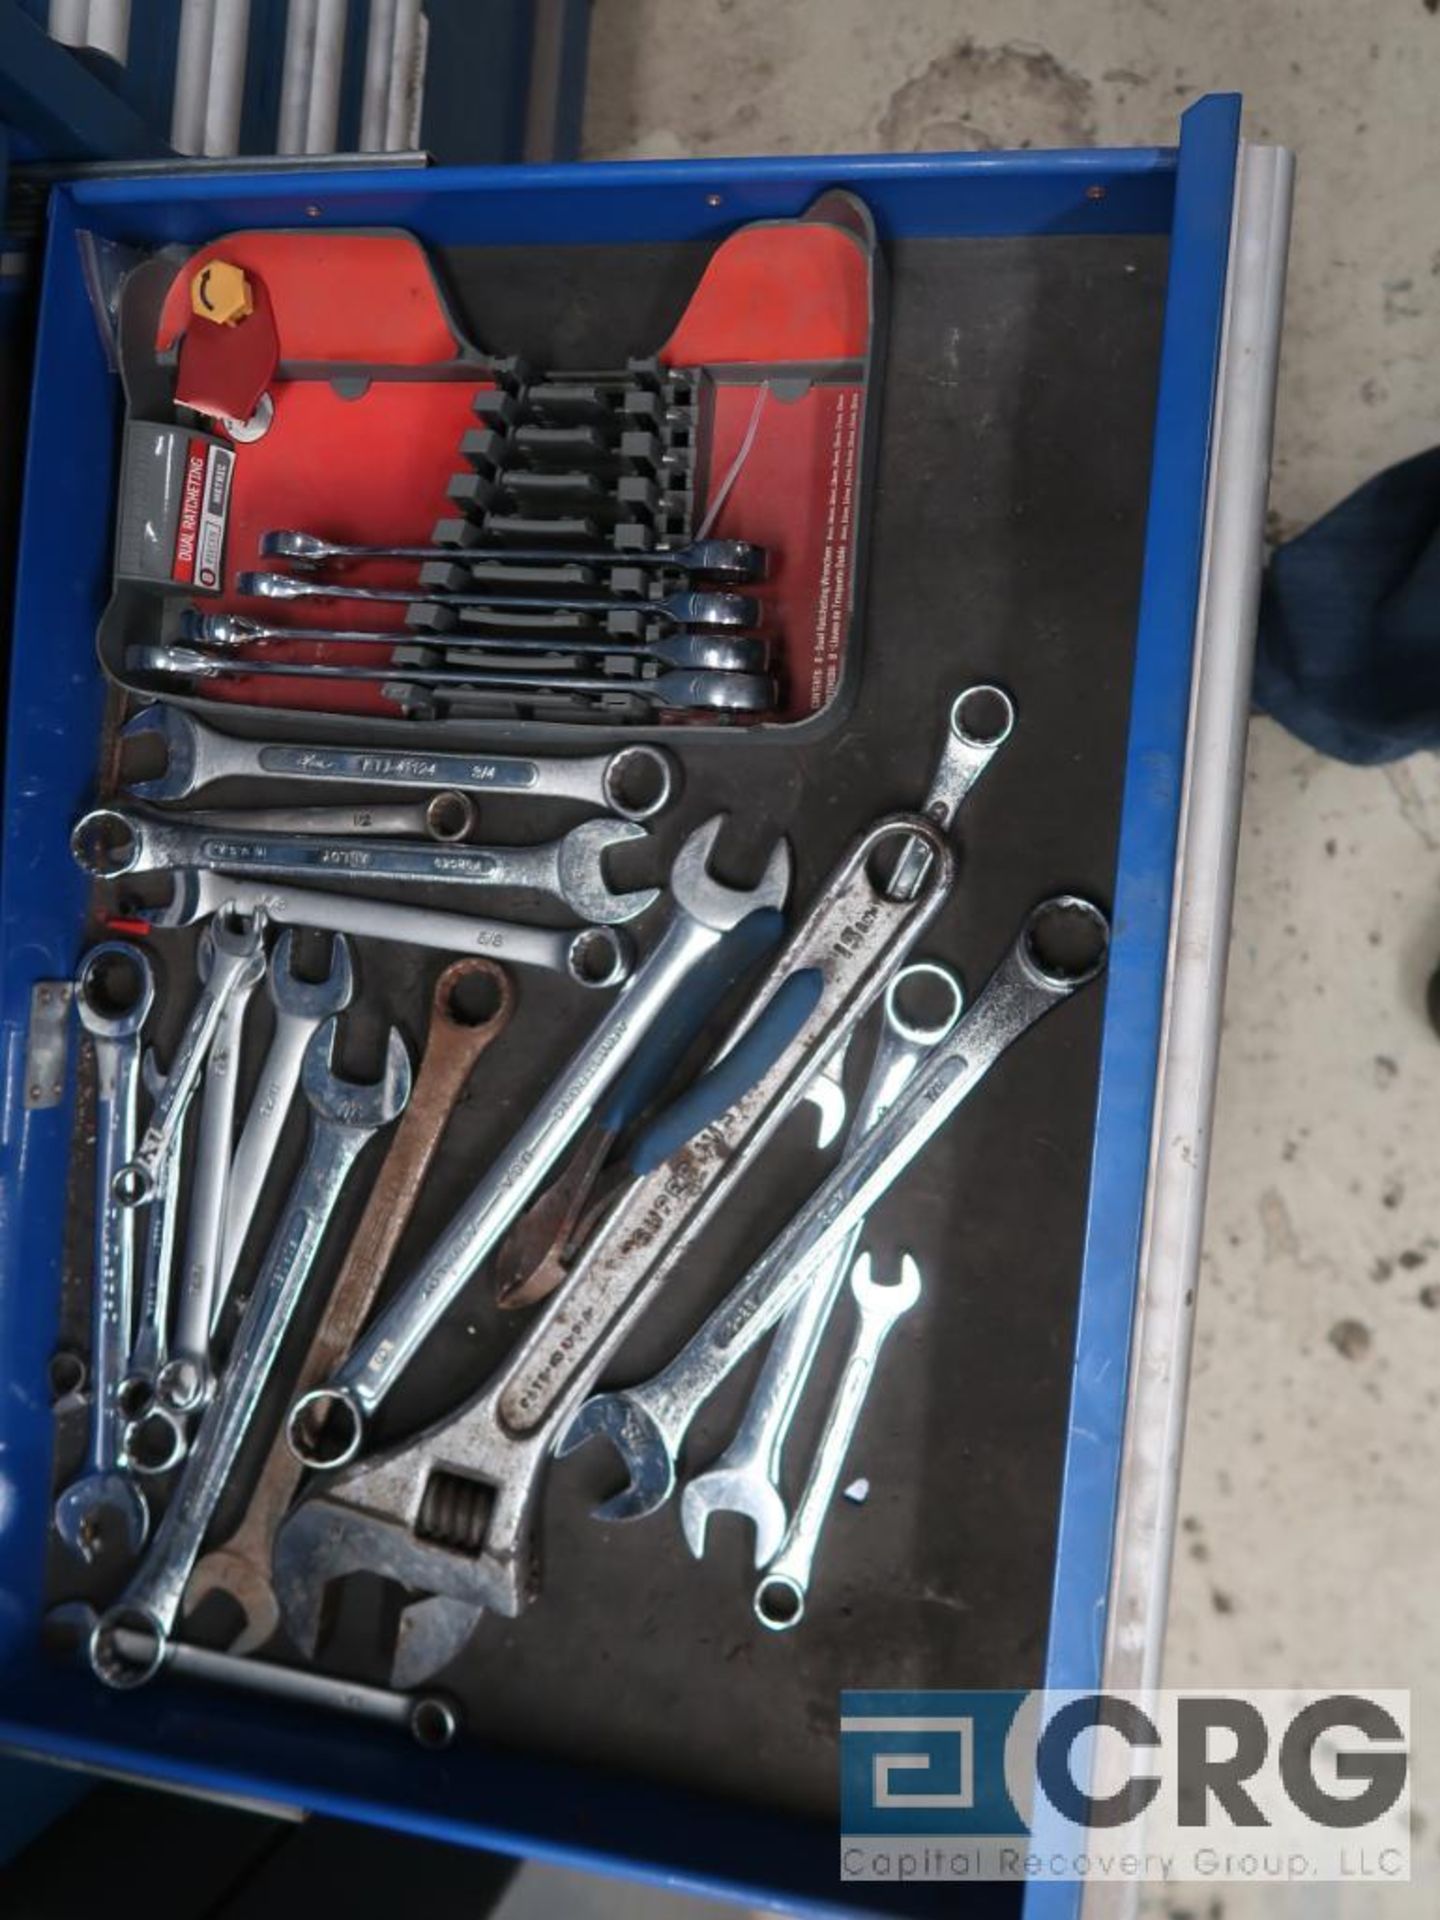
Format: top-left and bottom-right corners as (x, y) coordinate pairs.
(271, 814), (952, 1685)
(679, 1453), (787, 1568)
(119, 702), (199, 804)
(554, 1395), (681, 1523)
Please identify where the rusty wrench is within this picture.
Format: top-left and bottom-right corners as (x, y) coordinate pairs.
(184, 959), (515, 1654)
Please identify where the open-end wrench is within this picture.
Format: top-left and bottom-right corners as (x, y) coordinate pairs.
(218, 930), (354, 1302)
(129, 646), (777, 716)
(55, 943), (156, 1563)
(120, 704), (676, 819)
(680, 963), (963, 1565)
(283, 815), (792, 1477)
(109, 909), (266, 1208)
(183, 613), (768, 677)
(753, 1253), (922, 1630)
(51, 1605), (459, 1747)
(237, 571), (762, 631)
(73, 807), (659, 929)
(186, 791), (479, 843)
(187, 958), (515, 1655)
(271, 813), (952, 1681)
(125, 870), (632, 991)
(88, 1020), (411, 1688)
(262, 530), (767, 581)
(560, 898), (1110, 1518)
(156, 933), (267, 1415)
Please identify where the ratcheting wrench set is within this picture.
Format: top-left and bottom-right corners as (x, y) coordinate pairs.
(35, 201), (1118, 1757)
(101, 199), (881, 731)
(46, 676), (1110, 1742)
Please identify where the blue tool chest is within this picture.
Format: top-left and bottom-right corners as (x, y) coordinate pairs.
(0, 94), (1291, 1920)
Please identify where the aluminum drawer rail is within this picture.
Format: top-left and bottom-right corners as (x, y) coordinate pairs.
(1074, 140), (1295, 1920)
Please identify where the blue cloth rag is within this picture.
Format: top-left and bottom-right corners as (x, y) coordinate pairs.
(1252, 445), (1440, 763)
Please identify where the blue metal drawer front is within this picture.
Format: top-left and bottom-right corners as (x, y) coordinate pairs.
(0, 96), (1241, 1919)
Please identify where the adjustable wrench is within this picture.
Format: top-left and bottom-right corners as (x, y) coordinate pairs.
(156, 932), (267, 1415)
(238, 571), (761, 631)
(219, 930), (354, 1301)
(120, 703), (676, 819)
(129, 869), (632, 991)
(262, 529), (766, 581)
(186, 791), (479, 843)
(55, 943), (155, 1563)
(283, 815), (792, 1475)
(88, 1020), (411, 1687)
(753, 1252), (922, 1630)
(561, 898), (1110, 1516)
(73, 807), (659, 928)
(110, 909), (266, 1208)
(271, 812), (953, 1681)
(188, 958), (515, 1655)
(680, 963), (962, 1565)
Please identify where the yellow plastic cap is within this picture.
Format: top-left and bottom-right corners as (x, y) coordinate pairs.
(191, 260), (254, 326)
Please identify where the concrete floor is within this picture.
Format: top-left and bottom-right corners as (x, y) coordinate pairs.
(511, 6), (1439, 1916)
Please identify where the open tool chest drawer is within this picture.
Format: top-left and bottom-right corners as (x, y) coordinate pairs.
(0, 96), (1290, 1920)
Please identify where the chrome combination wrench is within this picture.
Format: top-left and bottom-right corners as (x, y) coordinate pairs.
(120, 703), (676, 819)
(51, 1603), (458, 1748)
(753, 1252), (923, 1631)
(156, 931), (267, 1415)
(133, 869), (633, 991)
(237, 570), (761, 631)
(183, 612), (767, 677)
(184, 790), (480, 843)
(261, 529), (766, 581)
(55, 943), (156, 1563)
(129, 646), (776, 716)
(218, 929), (355, 1301)
(72, 806), (659, 928)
